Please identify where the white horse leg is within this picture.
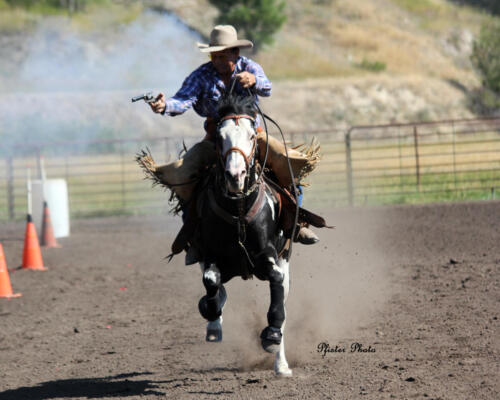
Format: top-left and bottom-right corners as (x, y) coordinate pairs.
(206, 316), (223, 342)
(274, 257), (292, 377)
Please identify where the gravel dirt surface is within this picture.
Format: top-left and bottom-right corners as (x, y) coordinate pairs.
(0, 201), (498, 399)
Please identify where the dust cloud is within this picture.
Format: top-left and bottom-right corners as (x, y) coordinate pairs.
(212, 207), (393, 370)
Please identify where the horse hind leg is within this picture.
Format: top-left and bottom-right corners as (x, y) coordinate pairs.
(198, 263), (226, 342)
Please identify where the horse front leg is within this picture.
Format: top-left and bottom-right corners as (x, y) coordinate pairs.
(198, 262), (226, 342)
(274, 257), (292, 377)
(258, 253), (292, 376)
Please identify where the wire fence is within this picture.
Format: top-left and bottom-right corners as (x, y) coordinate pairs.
(1, 117), (499, 220)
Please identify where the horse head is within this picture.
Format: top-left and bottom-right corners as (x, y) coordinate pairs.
(216, 95), (258, 194)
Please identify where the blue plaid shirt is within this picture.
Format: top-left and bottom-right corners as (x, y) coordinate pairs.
(163, 56), (271, 120)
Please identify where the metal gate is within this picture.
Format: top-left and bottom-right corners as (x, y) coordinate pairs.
(1, 117), (499, 220)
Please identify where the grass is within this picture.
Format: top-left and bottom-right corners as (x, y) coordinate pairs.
(0, 0), (143, 33)
(0, 6), (39, 33)
(304, 127), (500, 208)
(257, 43), (355, 80)
(70, 1), (143, 32)
(390, 0), (444, 15)
(253, 0), (496, 81)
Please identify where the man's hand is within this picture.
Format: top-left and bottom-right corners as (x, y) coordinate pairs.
(149, 93), (166, 114)
(235, 72), (256, 89)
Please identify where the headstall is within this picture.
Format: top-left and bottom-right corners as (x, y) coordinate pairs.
(216, 114), (257, 170)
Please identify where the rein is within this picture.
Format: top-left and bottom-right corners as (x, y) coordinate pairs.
(217, 81), (299, 261)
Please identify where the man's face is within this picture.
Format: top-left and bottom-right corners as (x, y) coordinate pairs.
(210, 48), (239, 76)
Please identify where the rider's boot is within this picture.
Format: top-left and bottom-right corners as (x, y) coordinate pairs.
(296, 224), (319, 245)
(256, 129), (321, 245)
(294, 186), (319, 244)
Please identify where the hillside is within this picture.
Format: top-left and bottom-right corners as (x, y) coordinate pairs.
(160, 0), (494, 127)
(0, 0), (497, 147)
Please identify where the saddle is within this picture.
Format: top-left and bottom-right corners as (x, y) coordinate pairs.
(263, 176), (331, 235)
(170, 173), (330, 258)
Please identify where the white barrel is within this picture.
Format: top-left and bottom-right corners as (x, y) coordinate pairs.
(32, 179), (70, 238)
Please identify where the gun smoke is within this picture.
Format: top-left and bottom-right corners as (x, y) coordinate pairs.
(0, 10), (205, 155)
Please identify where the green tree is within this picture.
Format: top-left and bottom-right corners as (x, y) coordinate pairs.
(469, 21), (500, 114)
(449, 0), (500, 16)
(472, 21), (500, 93)
(208, 0), (287, 53)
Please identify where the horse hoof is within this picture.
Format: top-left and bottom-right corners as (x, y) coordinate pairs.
(206, 319), (222, 342)
(260, 326), (281, 353)
(275, 366), (293, 377)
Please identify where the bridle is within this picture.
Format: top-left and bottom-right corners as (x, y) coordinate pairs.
(216, 114), (257, 172)
(213, 101), (299, 262)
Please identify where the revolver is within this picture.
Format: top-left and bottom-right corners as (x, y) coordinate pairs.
(131, 92), (155, 103)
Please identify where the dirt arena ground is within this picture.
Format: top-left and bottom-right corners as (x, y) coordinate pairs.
(0, 201), (498, 399)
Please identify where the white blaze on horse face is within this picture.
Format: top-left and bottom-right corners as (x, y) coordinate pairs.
(219, 119), (255, 193)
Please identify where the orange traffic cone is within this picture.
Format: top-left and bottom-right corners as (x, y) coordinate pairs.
(22, 214), (47, 271)
(0, 243), (21, 298)
(41, 201), (60, 248)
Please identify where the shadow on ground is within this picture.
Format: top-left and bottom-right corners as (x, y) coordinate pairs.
(0, 372), (166, 399)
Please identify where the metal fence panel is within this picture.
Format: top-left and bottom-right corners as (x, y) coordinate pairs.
(1, 117), (499, 220)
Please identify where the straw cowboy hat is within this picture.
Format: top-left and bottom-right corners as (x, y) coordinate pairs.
(197, 25), (253, 53)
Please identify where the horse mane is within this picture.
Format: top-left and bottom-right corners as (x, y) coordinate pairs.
(216, 93), (257, 121)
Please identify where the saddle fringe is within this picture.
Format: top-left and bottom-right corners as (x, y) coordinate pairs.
(136, 149), (183, 214)
(293, 137), (321, 182)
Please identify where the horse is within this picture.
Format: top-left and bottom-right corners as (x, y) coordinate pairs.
(194, 94), (293, 377)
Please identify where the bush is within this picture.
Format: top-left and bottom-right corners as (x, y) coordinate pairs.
(471, 21), (500, 93)
(468, 87), (500, 116)
(208, 0), (286, 53)
(358, 58), (386, 72)
(469, 21), (500, 115)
